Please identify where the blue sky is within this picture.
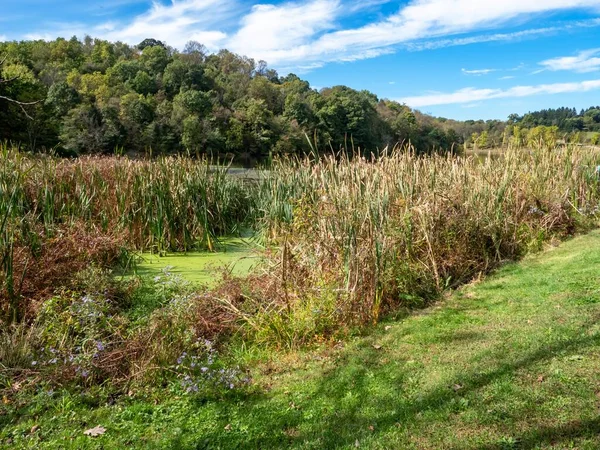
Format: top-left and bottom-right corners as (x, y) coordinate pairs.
(3, 0), (600, 120)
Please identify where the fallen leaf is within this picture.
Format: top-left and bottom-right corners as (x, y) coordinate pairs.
(284, 427), (299, 437)
(2, 395), (10, 405)
(372, 344), (382, 350)
(452, 384), (463, 392)
(224, 424), (231, 431)
(537, 375), (545, 383)
(368, 425), (374, 431)
(30, 425), (39, 434)
(84, 425), (106, 437)
(355, 439), (360, 447)
(385, 326), (392, 331)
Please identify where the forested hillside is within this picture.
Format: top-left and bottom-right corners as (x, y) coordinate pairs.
(0, 37), (465, 161)
(2, 37), (600, 161)
(510, 106), (600, 132)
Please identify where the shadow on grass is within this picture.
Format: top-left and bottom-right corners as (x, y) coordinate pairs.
(468, 417), (600, 450)
(188, 320), (600, 449)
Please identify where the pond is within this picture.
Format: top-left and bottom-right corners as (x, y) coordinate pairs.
(132, 238), (263, 286)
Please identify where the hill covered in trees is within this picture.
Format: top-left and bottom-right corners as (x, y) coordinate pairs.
(510, 106), (600, 132)
(0, 37), (466, 162)
(2, 37), (600, 161)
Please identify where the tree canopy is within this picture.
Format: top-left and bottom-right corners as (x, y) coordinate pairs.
(2, 37), (600, 160)
(0, 37), (463, 161)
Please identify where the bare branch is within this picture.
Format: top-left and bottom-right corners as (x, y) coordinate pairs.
(0, 55), (42, 120)
(0, 96), (41, 120)
(0, 76), (19, 84)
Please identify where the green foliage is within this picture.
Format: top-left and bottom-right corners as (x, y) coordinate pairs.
(0, 36), (464, 159)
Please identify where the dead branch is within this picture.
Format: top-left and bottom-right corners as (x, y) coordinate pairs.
(0, 55), (41, 119)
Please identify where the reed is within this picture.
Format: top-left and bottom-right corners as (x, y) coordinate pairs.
(1, 142), (599, 342)
(240, 144), (600, 345)
(0, 151), (256, 254)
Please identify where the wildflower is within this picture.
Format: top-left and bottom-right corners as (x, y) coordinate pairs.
(95, 341), (105, 352)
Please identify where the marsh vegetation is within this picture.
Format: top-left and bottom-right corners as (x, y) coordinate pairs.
(0, 139), (600, 448)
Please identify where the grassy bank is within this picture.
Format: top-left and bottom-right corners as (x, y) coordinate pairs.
(3, 229), (600, 449)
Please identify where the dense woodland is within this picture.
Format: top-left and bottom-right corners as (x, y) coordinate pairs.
(0, 37), (465, 162)
(1, 37), (600, 161)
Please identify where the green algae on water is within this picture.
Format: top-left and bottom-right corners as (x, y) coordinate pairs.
(134, 238), (263, 286)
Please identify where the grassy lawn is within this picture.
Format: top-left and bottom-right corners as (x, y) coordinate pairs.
(3, 231), (600, 449)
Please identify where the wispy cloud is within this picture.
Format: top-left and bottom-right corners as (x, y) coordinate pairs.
(406, 18), (600, 52)
(406, 27), (560, 51)
(540, 48), (600, 73)
(499, 75), (516, 80)
(101, 0), (240, 50)
(400, 79), (600, 107)
(462, 68), (497, 76)
(12, 0), (600, 71)
(228, 0), (340, 62)
(281, 0), (600, 66)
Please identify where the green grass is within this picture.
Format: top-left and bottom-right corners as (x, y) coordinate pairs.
(3, 231), (600, 449)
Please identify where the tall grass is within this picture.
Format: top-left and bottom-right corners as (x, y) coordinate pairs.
(0, 146), (259, 322)
(231, 144), (600, 345)
(2, 142), (600, 391)
(1, 142), (600, 341)
(0, 149), (256, 254)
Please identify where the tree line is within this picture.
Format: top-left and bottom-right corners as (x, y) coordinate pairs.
(2, 37), (599, 161)
(0, 37), (465, 163)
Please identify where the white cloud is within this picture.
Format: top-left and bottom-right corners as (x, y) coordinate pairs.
(462, 68), (496, 76)
(400, 79), (600, 107)
(12, 0), (600, 71)
(499, 76), (516, 80)
(540, 48), (600, 73)
(406, 26), (560, 51)
(102, 0), (238, 50)
(0, 35), (7, 42)
(228, 0), (340, 61)
(241, 0), (600, 66)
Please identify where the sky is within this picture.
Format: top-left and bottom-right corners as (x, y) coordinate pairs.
(2, 0), (600, 120)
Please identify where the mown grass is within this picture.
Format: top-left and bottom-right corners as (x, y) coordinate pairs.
(3, 231), (600, 449)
